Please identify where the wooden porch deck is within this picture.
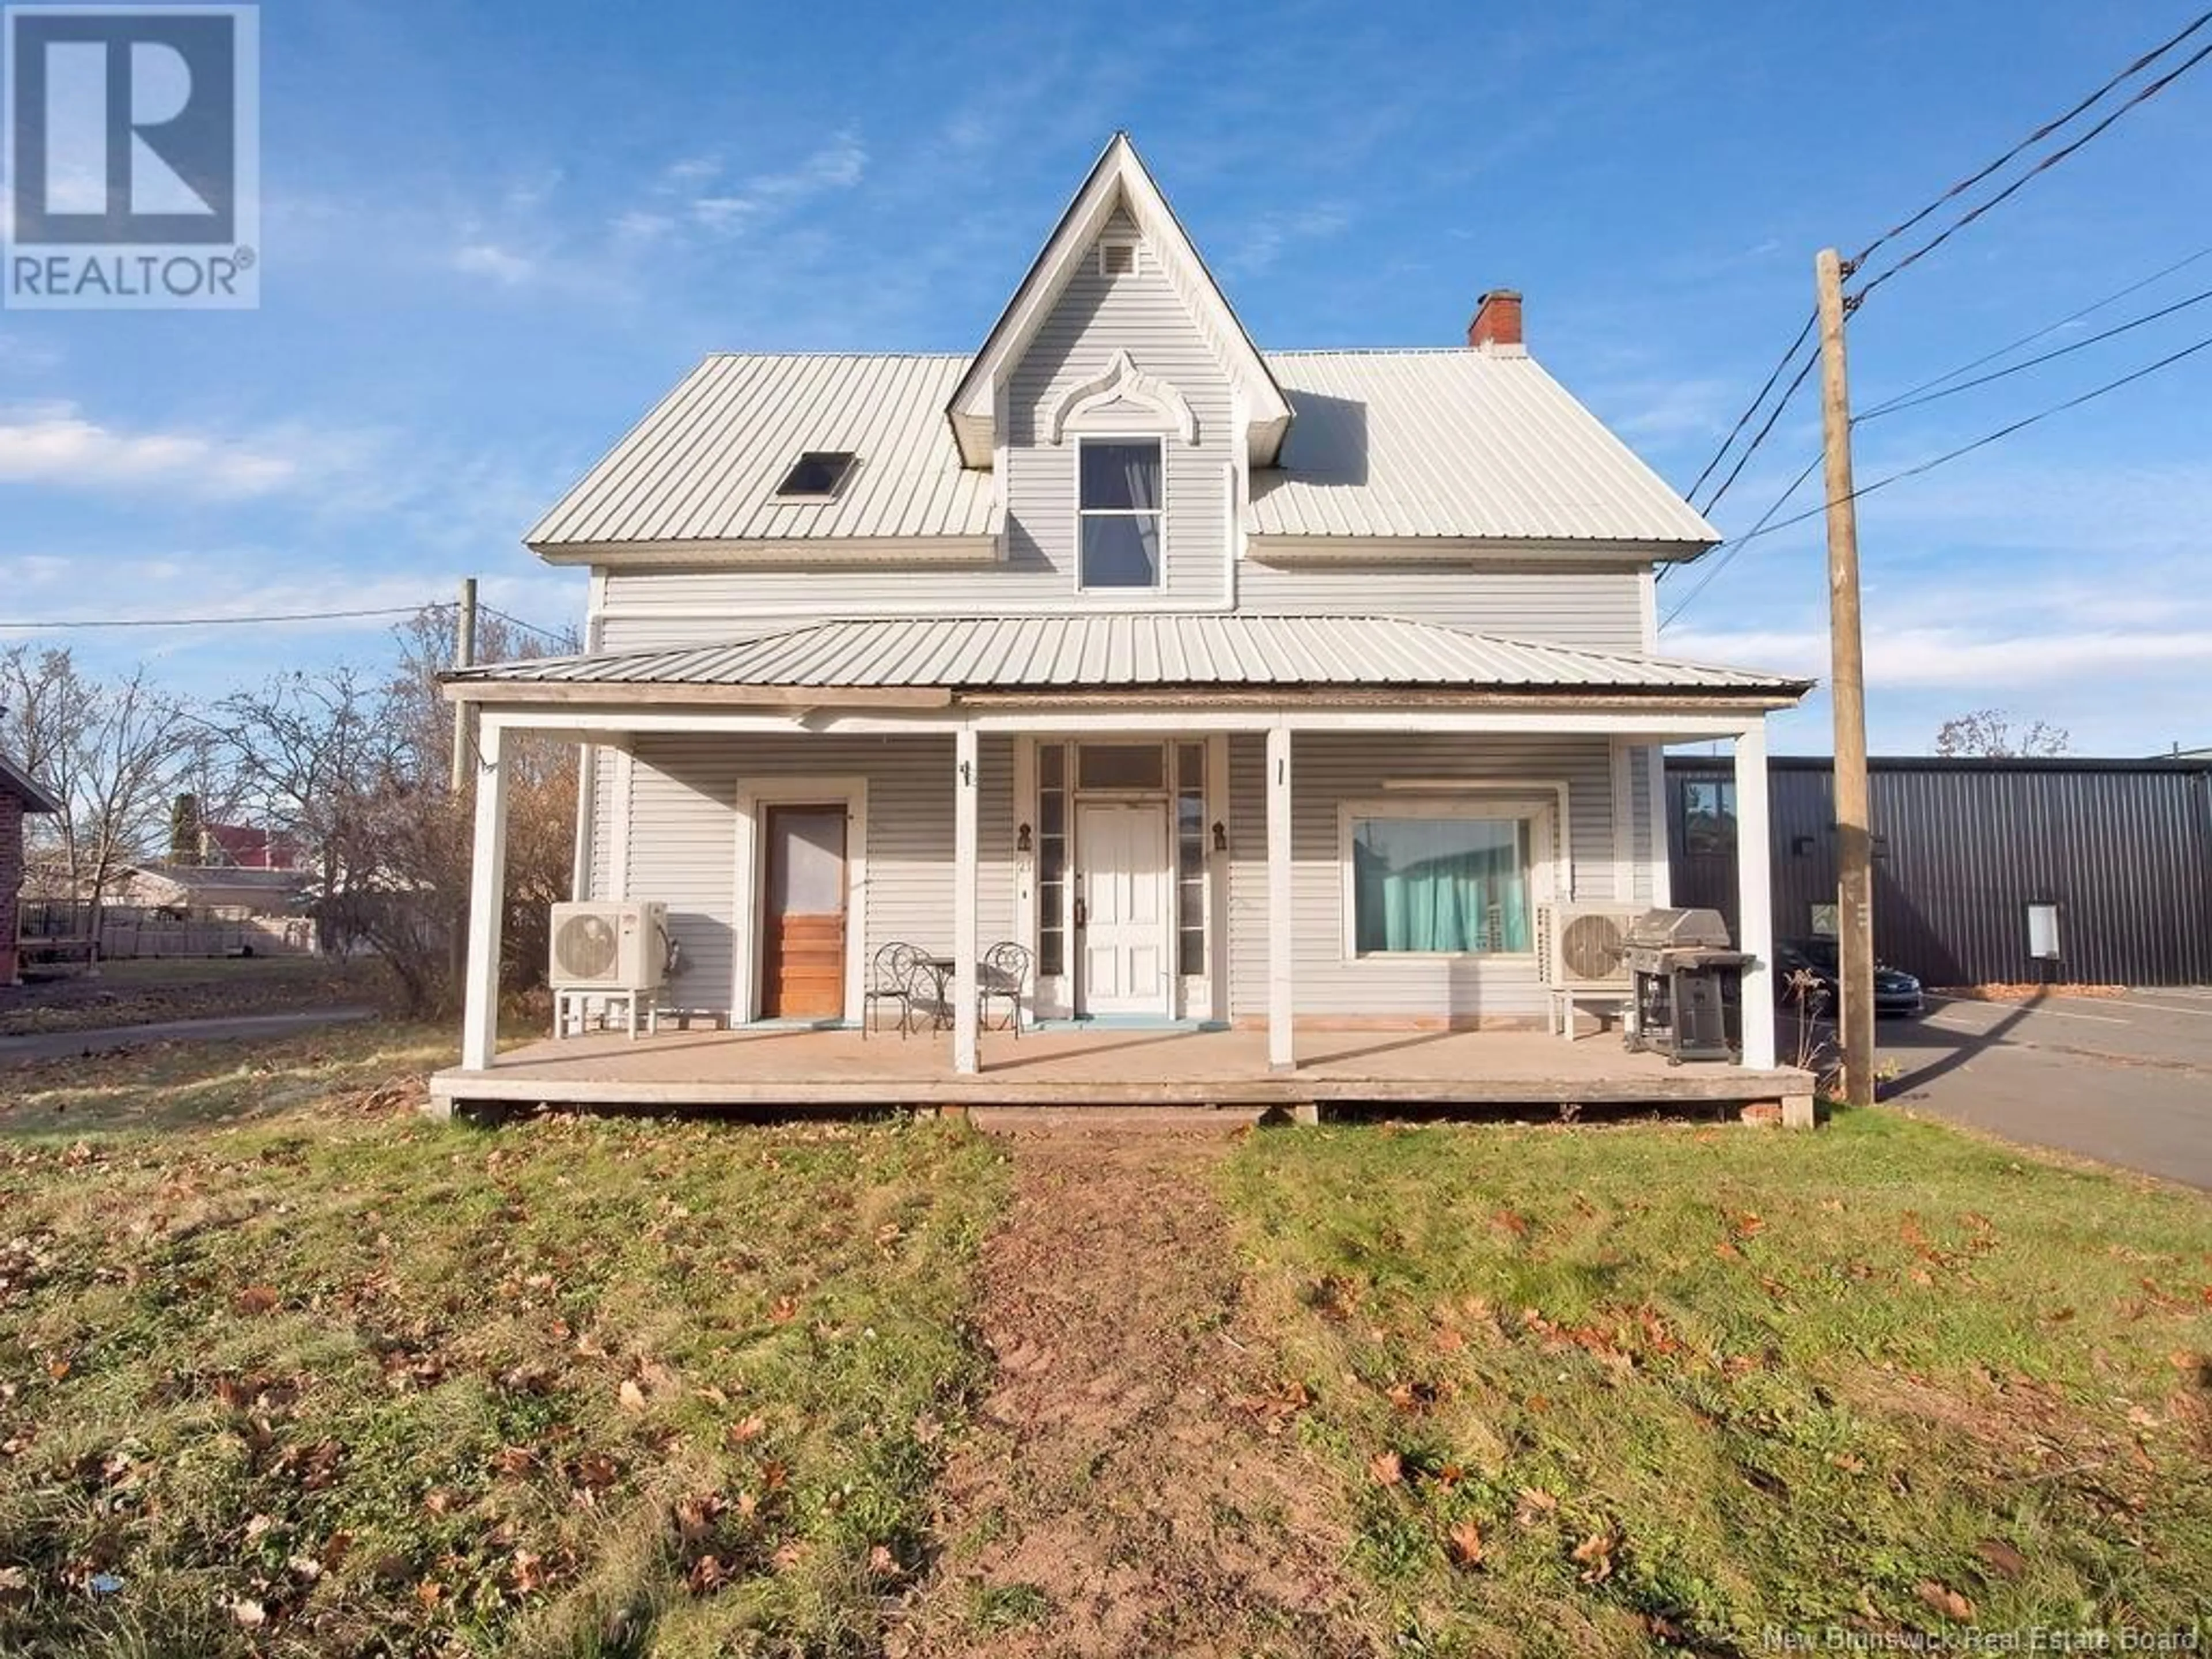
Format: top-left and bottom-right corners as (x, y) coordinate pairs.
(429, 1024), (1814, 1120)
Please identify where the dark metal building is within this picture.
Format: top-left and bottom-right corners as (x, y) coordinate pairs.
(1668, 756), (2212, 987)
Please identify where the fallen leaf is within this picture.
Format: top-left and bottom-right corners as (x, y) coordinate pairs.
(234, 1285), (280, 1316)
(1571, 1530), (1615, 1583)
(867, 1544), (901, 1578)
(1368, 1450), (1403, 1486)
(1491, 1208), (1530, 1237)
(1916, 1581), (1975, 1622)
(728, 1414), (766, 1446)
(492, 1444), (538, 1476)
(1975, 1539), (2028, 1580)
(1514, 1487), (1558, 1525)
(230, 1599), (267, 1627)
(1446, 1517), (1485, 1567)
(618, 1378), (647, 1412)
(768, 1296), (799, 1324)
(574, 1452), (620, 1490)
(685, 1554), (725, 1595)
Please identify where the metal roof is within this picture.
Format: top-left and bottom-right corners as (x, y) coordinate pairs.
(528, 346), (1714, 555)
(1251, 351), (1718, 547)
(527, 354), (999, 550)
(451, 614), (1802, 696)
(1, 751), (61, 813)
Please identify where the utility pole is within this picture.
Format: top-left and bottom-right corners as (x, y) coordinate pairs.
(449, 578), (479, 796)
(1815, 249), (1876, 1108)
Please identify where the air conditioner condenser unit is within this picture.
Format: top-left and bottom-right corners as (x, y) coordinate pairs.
(549, 901), (668, 992)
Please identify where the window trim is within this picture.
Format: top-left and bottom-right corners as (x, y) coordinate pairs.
(1073, 433), (1168, 593)
(1337, 792), (1561, 963)
(1680, 777), (1737, 858)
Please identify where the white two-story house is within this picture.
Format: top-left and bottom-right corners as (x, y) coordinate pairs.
(444, 134), (1806, 1093)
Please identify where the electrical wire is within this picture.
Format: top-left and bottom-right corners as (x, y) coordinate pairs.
(1662, 453), (1823, 627)
(1852, 31), (2212, 304)
(1661, 329), (2212, 626)
(0, 604), (425, 631)
(1698, 344), (1821, 516)
(1850, 11), (2212, 273)
(1683, 310), (1819, 507)
(1857, 243), (2212, 416)
(1857, 283), (2212, 422)
(477, 604), (572, 645)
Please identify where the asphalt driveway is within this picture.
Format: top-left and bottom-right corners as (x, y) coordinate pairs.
(1868, 988), (2212, 1189)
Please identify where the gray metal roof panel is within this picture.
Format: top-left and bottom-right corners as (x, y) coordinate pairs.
(452, 614), (1801, 695)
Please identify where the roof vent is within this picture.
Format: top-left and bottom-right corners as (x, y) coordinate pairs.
(775, 451), (857, 498)
(1097, 237), (1140, 279)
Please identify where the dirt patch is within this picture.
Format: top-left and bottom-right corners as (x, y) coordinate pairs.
(0, 957), (388, 1037)
(888, 1130), (1375, 1659)
(1933, 983), (2128, 1001)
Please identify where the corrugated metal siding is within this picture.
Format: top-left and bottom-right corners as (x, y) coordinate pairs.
(1252, 352), (1715, 546)
(464, 614), (1797, 693)
(1228, 733), (1620, 1022)
(607, 734), (1012, 1016)
(529, 355), (996, 548)
(1006, 206), (1233, 605)
(1234, 565), (1647, 652)
(1669, 759), (2212, 986)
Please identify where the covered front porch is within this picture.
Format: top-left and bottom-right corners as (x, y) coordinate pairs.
(427, 1021), (1814, 1119)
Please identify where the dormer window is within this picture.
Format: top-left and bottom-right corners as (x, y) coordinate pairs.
(1077, 438), (1163, 589)
(775, 450), (857, 498)
(1097, 236), (1141, 279)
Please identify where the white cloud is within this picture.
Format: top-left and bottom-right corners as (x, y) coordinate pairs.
(1666, 622), (2212, 689)
(452, 241), (539, 286)
(1219, 205), (1350, 277)
(0, 403), (299, 497)
(681, 130), (869, 237)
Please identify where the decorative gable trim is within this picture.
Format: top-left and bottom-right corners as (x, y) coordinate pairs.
(1047, 349), (1198, 445)
(945, 132), (1291, 470)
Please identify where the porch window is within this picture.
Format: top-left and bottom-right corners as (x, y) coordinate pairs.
(1350, 815), (1532, 956)
(1077, 439), (1163, 588)
(1037, 744), (1068, 979)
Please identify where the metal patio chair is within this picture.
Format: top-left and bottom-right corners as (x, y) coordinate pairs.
(977, 940), (1033, 1038)
(862, 941), (929, 1038)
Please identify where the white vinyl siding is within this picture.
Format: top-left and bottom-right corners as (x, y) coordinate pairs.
(597, 733), (1012, 1019)
(1234, 563), (1649, 653)
(1226, 732), (1641, 1024)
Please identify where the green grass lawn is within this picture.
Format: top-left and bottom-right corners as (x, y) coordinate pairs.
(1221, 1111), (2212, 1656)
(0, 1028), (1008, 1657)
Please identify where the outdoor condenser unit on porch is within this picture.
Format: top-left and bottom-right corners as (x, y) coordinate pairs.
(548, 901), (669, 993)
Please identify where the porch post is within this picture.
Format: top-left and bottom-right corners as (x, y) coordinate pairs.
(460, 719), (510, 1072)
(1733, 718), (1777, 1072)
(1266, 724), (1294, 1072)
(953, 724), (980, 1075)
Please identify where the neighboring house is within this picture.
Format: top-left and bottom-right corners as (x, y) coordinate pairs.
(196, 823), (306, 870)
(2, 750), (64, 985)
(445, 134), (1808, 1077)
(109, 863), (312, 917)
(1668, 755), (2212, 987)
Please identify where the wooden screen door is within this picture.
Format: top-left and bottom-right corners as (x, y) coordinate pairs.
(762, 805), (848, 1019)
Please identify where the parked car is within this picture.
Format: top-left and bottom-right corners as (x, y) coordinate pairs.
(1774, 938), (1925, 1017)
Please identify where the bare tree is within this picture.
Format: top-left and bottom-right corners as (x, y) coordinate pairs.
(0, 646), (204, 930)
(1933, 709), (2071, 759)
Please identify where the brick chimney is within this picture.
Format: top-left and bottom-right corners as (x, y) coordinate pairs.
(1467, 289), (1523, 351)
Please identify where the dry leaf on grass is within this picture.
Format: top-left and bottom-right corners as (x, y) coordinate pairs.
(1514, 1487), (1558, 1526)
(1975, 1539), (2028, 1580)
(728, 1414), (766, 1445)
(1571, 1529), (1615, 1583)
(233, 1285), (280, 1315)
(867, 1544), (902, 1578)
(230, 1599), (267, 1627)
(617, 1378), (647, 1412)
(1446, 1518), (1485, 1567)
(1916, 1581), (1976, 1621)
(1368, 1450), (1403, 1486)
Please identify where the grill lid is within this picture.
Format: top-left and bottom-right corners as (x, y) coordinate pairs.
(1624, 908), (1736, 951)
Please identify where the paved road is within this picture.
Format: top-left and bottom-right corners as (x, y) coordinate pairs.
(0, 1007), (379, 1066)
(1868, 988), (2212, 1189)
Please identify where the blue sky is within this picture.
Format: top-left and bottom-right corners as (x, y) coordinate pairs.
(2, 0), (2207, 755)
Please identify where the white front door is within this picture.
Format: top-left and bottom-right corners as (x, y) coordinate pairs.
(1077, 801), (1171, 1017)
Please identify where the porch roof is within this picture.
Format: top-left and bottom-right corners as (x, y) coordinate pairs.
(444, 614), (1808, 703)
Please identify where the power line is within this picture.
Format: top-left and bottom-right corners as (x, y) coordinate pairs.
(1850, 10), (2212, 273)
(1662, 329), (2212, 626)
(1853, 30), (2212, 303)
(1698, 344), (1821, 516)
(1856, 283), (2212, 422)
(1858, 242), (2212, 415)
(478, 604), (571, 644)
(1683, 310), (1818, 506)
(0, 604), (425, 631)
(1662, 453), (1822, 626)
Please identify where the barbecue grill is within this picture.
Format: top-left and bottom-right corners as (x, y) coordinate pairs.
(1622, 908), (1751, 1063)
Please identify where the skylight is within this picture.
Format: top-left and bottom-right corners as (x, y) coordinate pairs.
(775, 451), (857, 498)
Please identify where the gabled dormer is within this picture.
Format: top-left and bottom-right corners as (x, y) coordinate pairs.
(945, 132), (1293, 472)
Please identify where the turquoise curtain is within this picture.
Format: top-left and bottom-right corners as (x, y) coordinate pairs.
(1354, 819), (1531, 954)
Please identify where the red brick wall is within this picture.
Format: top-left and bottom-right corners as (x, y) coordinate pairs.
(0, 792), (23, 984)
